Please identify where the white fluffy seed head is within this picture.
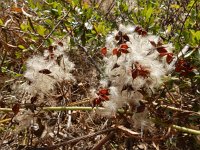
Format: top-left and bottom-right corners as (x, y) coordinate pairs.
(20, 40), (75, 97)
(96, 24), (173, 116)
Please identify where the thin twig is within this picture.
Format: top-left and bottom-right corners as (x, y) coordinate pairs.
(78, 44), (104, 75)
(46, 127), (115, 150)
(178, 0), (197, 41)
(63, 25), (104, 76)
(91, 131), (115, 150)
(160, 104), (200, 117)
(172, 124), (200, 135)
(0, 118), (11, 124)
(35, 9), (71, 51)
(116, 125), (140, 136)
(0, 106), (103, 112)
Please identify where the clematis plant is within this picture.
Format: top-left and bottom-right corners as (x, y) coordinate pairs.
(91, 24), (176, 117)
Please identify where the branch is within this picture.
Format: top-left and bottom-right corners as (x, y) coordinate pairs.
(91, 131), (115, 150)
(0, 106), (103, 113)
(35, 9), (72, 51)
(160, 104), (200, 117)
(172, 124), (200, 135)
(46, 127), (115, 150)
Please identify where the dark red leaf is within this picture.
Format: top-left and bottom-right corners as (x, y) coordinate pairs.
(123, 34), (130, 42)
(159, 52), (168, 57)
(48, 46), (54, 53)
(101, 47), (107, 56)
(100, 95), (109, 101)
(175, 59), (194, 76)
(115, 31), (123, 41)
(113, 48), (121, 57)
(93, 98), (101, 106)
(120, 48), (129, 54)
(132, 69), (138, 80)
(112, 48), (118, 55)
(98, 89), (109, 95)
(120, 43), (129, 49)
(58, 42), (63, 47)
(12, 103), (20, 115)
(157, 47), (167, 53)
(135, 26), (140, 32)
(149, 40), (157, 47)
(166, 53), (174, 64)
(138, 69), (150, 78)
(135, 26), (147, 36)
(39, 69), (51, 74)
(141, 30), (147, 36)
(112, 63), (120, 70)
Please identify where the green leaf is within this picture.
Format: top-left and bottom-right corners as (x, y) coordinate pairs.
(0, 19), (3, 26)
(195, 31), (200, 41)
(170, 4), (180, 9)
(188, 0), (195, 7)
(36, 25), (46, 36)
(18, 45), (25, 50)
(45, 19), (54, 27)
(20, 23), (29, 31)
(15, 51), (22, 59)
(146, 7), (153, 21)
(94, 22), (109, 36)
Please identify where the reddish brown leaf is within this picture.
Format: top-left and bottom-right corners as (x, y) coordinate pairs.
(48, 46), (54, 53)
(101, 47), (107, 56)
(138, 69), (150, 78)
(98, 89), (109, 95)
(12, 103), (20, 115)
(135, 26), (147, 36)
(141, 30), (147, 36)
(93, 98), (101, 106)
(166, 53), (174, 64)
(58, 42), (64, 47)
(112, 48), (118, 55)
(157, 47), (167, 53)
(135, 26), (140, 32)
(149, 40), (157, 47)
(39, 69), (51, 74)
(100, 95), (109, 101)
(120, 43), (129, 49)
(120, 48), (129, 54)
(112, 63), (120, 70)
(159, 52), (168, 57)
(132, 69), (138, 80)
(123, 34), (130, 42)
(175, 59), (194, 76)
(115, 31), (122, 40)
